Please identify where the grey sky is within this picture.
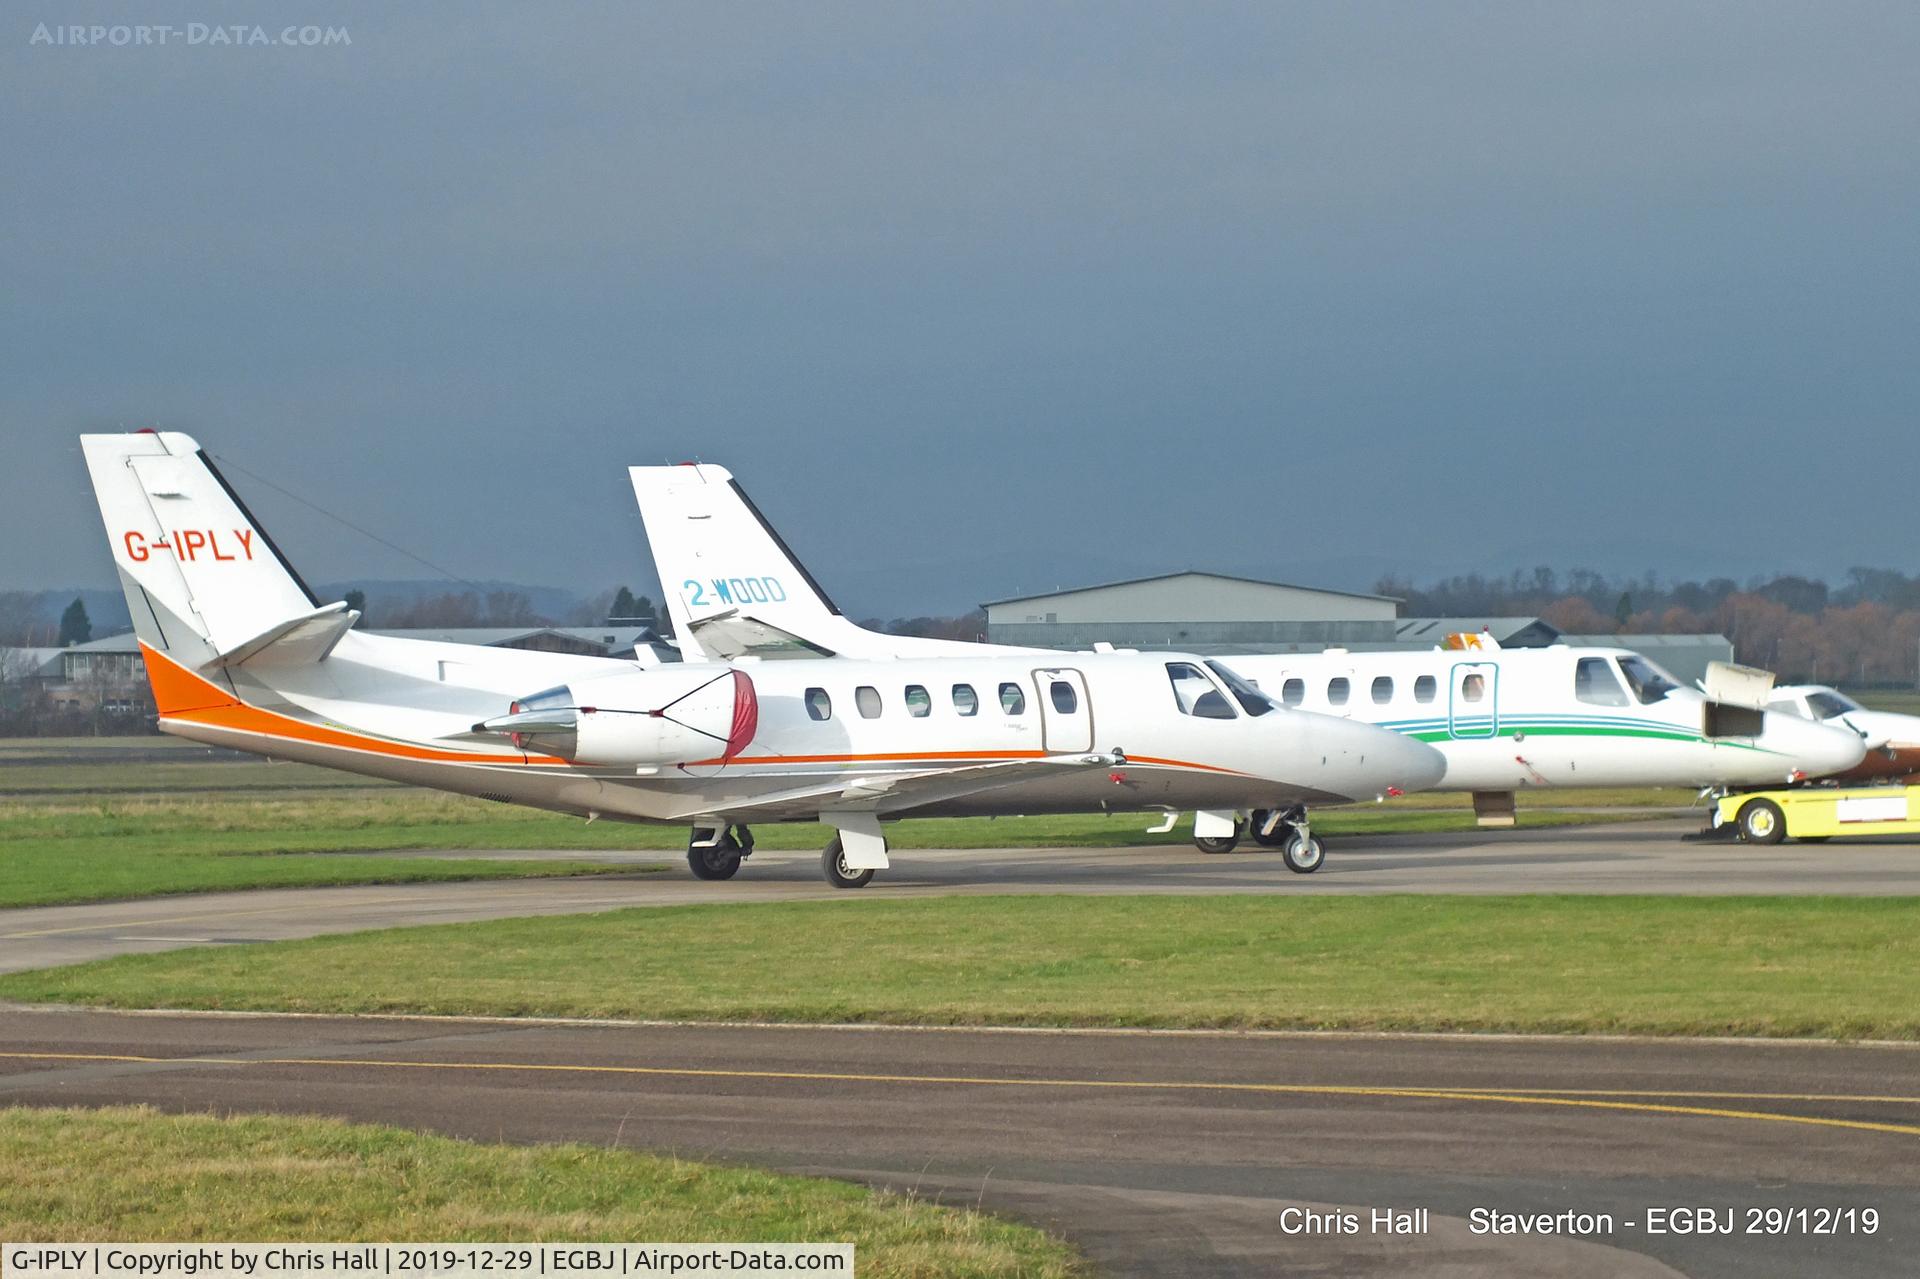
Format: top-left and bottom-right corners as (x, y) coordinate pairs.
(4, 2), (1917, 615)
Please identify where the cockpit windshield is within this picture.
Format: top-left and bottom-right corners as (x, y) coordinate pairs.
(1167, 662), (1236, 719)
(1206, 661), (1277, 717)
(1807, 690), (1862, 719)
(1616, 655), (1680, 705)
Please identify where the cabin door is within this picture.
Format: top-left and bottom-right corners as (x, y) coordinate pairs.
(1447, 662), (1500, 739)
(1032, 668), (1094, 752)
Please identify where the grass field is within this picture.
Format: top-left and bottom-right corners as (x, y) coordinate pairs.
(0, 788), (655, 909)
(0, 1107), (1080, 1275)
(0, 737), (1675, 908)
(7, 895), (1914, 1039)
(1852, 689), (1920, 715)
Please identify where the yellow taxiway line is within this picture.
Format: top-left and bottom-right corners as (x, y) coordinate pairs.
(3, 1050), (1917, 1140)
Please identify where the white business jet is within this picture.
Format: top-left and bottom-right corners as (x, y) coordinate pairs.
(1765, 685), (1920, 784)
(629, 464), (1865, 849)
(82, 432), (1443, 886)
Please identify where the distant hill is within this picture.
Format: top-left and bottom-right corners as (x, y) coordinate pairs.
(310, 579), (593, 625)
(3, 589), (133, 644)
(4, 580), (600, 643)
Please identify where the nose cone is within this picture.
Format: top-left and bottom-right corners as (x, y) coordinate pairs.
(1312, 714), (1447, 798)
(1840, 710), (1898, 753)
(1762, 711), (1868, 780)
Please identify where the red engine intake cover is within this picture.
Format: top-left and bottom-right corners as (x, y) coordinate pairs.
(723, 668), (758, 761)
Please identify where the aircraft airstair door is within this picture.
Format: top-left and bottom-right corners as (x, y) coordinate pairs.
(1033, 668), (1094, 752)
(1448, 662), (1500, 739)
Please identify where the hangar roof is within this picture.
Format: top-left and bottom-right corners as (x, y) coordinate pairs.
(1395, 616), (1563, 647)
(982, 571), (1400, 609)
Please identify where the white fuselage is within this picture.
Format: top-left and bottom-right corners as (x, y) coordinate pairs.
(626, 463), (1865, 793)
(1768, 684), (1920, 783)
(1221, 646), (1866, 791)
(154, 633), (1444, 824)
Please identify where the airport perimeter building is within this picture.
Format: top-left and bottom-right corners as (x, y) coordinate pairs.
(982, 572), (1734, 684)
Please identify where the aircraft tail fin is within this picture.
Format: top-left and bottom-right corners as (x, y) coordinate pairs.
(629, 463), (843, 661)
(79, 432), (355, 678)
(629, 461), (1026, 661)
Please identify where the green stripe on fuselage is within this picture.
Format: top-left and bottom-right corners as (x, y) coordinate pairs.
(1404, 723), (1777, 753)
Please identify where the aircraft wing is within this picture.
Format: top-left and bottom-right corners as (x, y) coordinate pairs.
(677, 751), (1123, 824)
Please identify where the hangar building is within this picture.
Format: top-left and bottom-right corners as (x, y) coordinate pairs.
(984, 572), (1400, 651)
(982, 573), (1735, 685)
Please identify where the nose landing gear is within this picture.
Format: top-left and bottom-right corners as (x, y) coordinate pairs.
(1248, 806), (1325, 873)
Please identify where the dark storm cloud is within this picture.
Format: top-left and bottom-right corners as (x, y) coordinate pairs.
(4, 2), (1916, 613)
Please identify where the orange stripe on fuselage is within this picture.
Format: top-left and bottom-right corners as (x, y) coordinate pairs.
(1125, 754), (1243, 776)
(685, 749), (1246, 776)
(137, 643), (560, 767)
(690, 749), (1049, 767)
(137, 645), (1251, 779)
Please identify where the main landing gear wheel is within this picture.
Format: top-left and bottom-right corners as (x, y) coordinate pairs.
(1194, 819), (1245, 856)
(1249, 809), (1290, 848)
(686, 826), (747, 881)
(822, 835), (875, 889)
(1282, 832), (1326, 873)
(1737, 798), (1786, 845)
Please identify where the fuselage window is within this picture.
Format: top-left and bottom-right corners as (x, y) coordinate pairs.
(1281, 678), (1306, 707)
(1574, 657), (1630, 707)
(1413, 675), (1437, 703)
(1767, 699), (1803, 718)
(856, 685), (883, 719)
(953, 683), (979, 716)
(999, 682), (1026, 715)
(1167, 662), (1236, 718)
(1461, 673), (1486, 703)
(904, 685), (931, 717)
(1050, 680), (1079, 713)
(1371, 675), (1393, 704)
(804, 687), (832, 721)
(1327, 677), (1350, 707)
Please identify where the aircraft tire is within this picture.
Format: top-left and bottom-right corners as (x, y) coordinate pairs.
(822, 836), (875, 889)
(687, 846), (742, 880)
(1282, 833), (1325, 873)
(1248, 810), (1290, 848)
(1737, 798), (1787, 845)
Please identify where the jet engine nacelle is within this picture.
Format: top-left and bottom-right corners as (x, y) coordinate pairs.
(479, 667), (758, 768)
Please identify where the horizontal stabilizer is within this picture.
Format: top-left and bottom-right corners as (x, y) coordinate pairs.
(687, 611), (837, 660)
(204, 602), (358, 670)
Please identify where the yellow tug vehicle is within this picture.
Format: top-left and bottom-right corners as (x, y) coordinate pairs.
(1718, 784), (1920, 844)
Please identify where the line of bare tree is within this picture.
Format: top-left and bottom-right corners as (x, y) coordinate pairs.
(1378, 567), (1920, 686)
